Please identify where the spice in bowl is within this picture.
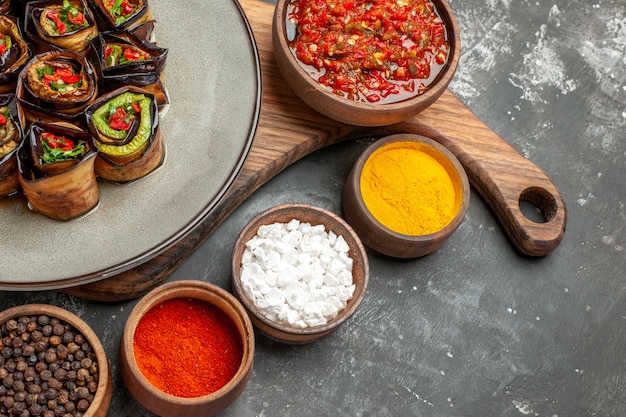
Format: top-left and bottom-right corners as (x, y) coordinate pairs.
(133, 297), (244, 398)
(343, 134), (470, 258)
(0, 312), (104, 416)
(231, 204), (369, 344)
(360, 139), (461, 235)
(239, 219), (356, 328)
(119, 280), (254, 417)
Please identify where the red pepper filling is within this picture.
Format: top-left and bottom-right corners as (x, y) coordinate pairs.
(41, 67), (83, 87)
(107, 102), (140, 131)
(288, 0), (449, 104)
(46, 11), (67, 34)
(0, 34), (11, 55)
(41, 132), (75, 151)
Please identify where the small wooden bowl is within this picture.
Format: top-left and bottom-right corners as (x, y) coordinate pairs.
(0, 304), (113, 417)
(231, 203), (369, 344)
(119, 280), (255, 417)
(343, 134), (470, 258)
(272, 0), (460, 127)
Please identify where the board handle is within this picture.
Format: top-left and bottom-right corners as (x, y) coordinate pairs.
(383, 89), (567, 257)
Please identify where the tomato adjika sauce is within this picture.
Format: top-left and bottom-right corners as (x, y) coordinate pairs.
(287, 0), (449, 104)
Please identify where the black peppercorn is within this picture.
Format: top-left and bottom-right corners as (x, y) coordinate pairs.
(47, 379), (62, 391)
(16, 322), (27, 335)
(53, 369), (66, 382)
(14, 390), (26, 402)
(52, 325), (64, 337)
(11, 337), (23, 349)
(26, 321), (37, 333)
(37, 392), (47, 404)
(28, 383), (42, 395)
(30, 402), (44, 416)
(25, 393), (37, 406)
(31, 331), (43, 343)
(22, 344), (35, 358)
(12, 379), (25, 392)
(44, 388), (58, 400)
(76, 399), (89, 412)
(24, 367), (36, 382)
(12, 400), (26, 413)
(15, 360), (27, 373)
(57, 389), (69, 405)
(4, 395), (15, 409)
(33, 341), (47, 354)
(1, 347), (11, 359)
(56, 345), (68, 361)
(53, 404), (66, 416)
(61, 333), (74, 346)
(49, 335), (62, 347)
(44, 350), (57, 364)
(1, 314), (99, 417)
(3, 375), (14, 388)
(64, 401), (75, 413)
(41, 325), (52, 337)
(78, 358), (91, 370)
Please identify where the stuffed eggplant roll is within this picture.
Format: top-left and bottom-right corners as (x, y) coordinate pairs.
(0, 95), (23, 198)
(24, 0), (99, 56)
(16, 50), (98, 124)
(0, 15), (31, 94)
(17, 121), (99, 220)
(85, 86), (163, 183)
(89, 29), (168, 107)
(88, 0), (152, 31)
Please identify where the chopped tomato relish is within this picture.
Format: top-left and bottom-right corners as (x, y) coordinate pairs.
(287, 0), (449, 104)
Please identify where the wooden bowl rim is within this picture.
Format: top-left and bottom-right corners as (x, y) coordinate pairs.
(0, 303), (112, 417)
(120, 279), (255, 404)
(349, 133), (470, 242)
(272, 0), (461, 113)
(231, 203), (369, 339)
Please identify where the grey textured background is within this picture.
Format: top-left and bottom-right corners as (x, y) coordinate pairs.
(1, 0), (625, 416)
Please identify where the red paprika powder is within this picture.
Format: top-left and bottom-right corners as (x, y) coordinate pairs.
(133, 297), (244, 398)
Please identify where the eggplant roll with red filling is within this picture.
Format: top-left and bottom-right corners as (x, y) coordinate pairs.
(0, 95), (24, 198)
(24, 0), (99, 56)
(0, 15), (31, 94)
(84, 86), (163, 183)
(88, 0), (152, 31)
(17, 121), (99, 220)
(16, 50), (98, 124)
(89, 29), (168, 108)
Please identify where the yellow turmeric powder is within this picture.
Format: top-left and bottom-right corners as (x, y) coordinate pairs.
(359, 141), (461, 236)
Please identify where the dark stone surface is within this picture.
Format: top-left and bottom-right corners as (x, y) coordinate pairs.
(2, 0), (625, 416)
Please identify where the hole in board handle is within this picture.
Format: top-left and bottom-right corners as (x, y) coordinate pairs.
(519, 187), (558, 224)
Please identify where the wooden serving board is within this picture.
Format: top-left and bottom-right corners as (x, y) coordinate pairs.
(63, 0), (566, 302)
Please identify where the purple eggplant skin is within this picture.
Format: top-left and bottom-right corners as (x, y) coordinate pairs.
(0, 15), (31, 94)
(16, 120), (99, 221)
(0, 94), (24, 199)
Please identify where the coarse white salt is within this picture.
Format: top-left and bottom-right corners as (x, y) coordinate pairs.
(240, 219), (356, 328)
